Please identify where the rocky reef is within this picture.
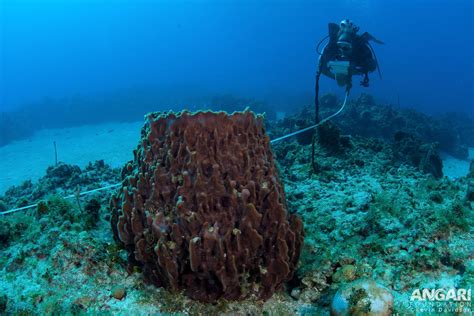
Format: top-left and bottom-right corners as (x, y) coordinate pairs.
(110, 110), (303, 302)
(273, 121), (472, 314)
(0, 160), (119, 211)
(270, 93), (474, 161)
(392, 131), (443, 178)
(0, 97), (472, 315)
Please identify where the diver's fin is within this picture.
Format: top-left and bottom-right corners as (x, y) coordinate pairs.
(328, 23), (340, 39)
(361, 32), (384, 44)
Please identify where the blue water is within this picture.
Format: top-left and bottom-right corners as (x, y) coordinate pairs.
(1, 0), (472, 116)
(1, 2), (473, 314)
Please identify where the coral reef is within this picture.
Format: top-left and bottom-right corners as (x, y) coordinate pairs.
(0, 221), (11, 247)
(1, 95), (472, 315)
(0, 294), (7, 314)
(110, 110), (303, 302)
(276, 132), (472, 314)
(269, 93), (474, 160)
(392, 131), (443, 178)
(1, 160), (119, 211)
(316, 122), (352, 154)
(83, 198), (101, 229)
(465, 160), (474, 202)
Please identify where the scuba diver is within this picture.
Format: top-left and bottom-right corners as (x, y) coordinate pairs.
(310, 20), (384, 173)
(317, 19), (383, 91)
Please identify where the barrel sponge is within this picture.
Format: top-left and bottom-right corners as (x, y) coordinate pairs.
(110, 110), (304, 302)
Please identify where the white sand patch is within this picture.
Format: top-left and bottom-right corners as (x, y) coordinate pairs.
(0, 121), (143, 194)
(441, 147), (474, 179)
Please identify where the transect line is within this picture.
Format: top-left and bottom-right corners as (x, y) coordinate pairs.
(270, 92), (348, 144)
(0, 183), (121, 215)
(1, 94), (349, 216)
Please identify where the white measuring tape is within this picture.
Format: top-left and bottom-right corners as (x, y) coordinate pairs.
(0, 183), (121, 215)
(1, 94), (349, 216)
(270, 92), (348, 144)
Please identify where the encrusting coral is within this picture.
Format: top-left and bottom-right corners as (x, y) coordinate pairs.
(110, 110), (303, 302)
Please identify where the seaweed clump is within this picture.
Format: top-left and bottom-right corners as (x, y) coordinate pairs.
(110, 110), (303, 302)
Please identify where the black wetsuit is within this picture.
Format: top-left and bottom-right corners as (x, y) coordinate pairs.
(319, 23), (378, 87)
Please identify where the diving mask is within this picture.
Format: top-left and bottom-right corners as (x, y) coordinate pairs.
(337, 19), (359, 54)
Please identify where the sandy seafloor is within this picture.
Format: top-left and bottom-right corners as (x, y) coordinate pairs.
(1, 121), (473, 196)
(0, 121), (142, 195)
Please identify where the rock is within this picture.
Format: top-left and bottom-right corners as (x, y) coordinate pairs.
(46, 163), (81, 185)
(450, 145), (469, 160)
(36, 201), (49, 219)
(419, 144), (443, 178)
(298, 304), (319, 316)
(466, 181), (474, 202)
(392, 131), (443, 178)
(0, 221), (11, 246)
(357, 93), (375, 106)
(300, 288), (321, 303)
(61, 220), (72, 230)
(468, 160), (474, 178)
(38, 217), (49, 229)
(320, 93), (338, 109)
(0, 294), (7, 313)
(0, 200), (7, 213)
(111, 286), (126, 300)
(291, 287), (301, 300)
(316, 121), (345, 154)
(331, 279), (393, 316)
(84, 198), (101, 229)
(333, 265), (357, 283)
(429, 192), (443, 203)
(352, 192), (372, 211)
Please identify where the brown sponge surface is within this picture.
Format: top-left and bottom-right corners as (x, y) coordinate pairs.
(110, 110), (303, 302)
